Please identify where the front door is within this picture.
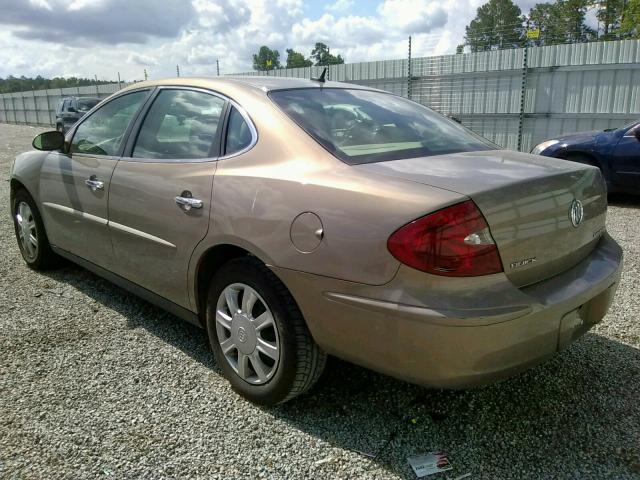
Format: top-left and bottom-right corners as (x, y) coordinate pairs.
(107, 88), (227, 308)
(610, 123), (640, 191)
(39, 90), (150, 269)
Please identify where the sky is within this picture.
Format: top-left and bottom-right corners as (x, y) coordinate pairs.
(0, 0), (560, 82)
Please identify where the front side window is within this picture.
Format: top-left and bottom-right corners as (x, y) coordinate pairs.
(71, 91), (148, 156)
(132, 89), (225, 160)
(270, 88), (496, 164)
(224, 107), (253, 156)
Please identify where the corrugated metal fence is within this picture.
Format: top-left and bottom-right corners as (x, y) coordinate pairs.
(1, 39), (639, 152)
(0, 83), (125, 127)
(233, 39), (640, 151)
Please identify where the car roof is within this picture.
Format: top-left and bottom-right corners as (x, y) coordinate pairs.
(119, 76), (383, 95)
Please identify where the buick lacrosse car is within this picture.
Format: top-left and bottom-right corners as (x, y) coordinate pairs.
(10, 77), (622, 405)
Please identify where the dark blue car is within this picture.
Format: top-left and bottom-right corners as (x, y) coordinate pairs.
(531, 120), (640, 194)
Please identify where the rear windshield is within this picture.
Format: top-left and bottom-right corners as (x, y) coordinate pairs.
(269, 88), (496, 164)
(78, 98), (100, 111)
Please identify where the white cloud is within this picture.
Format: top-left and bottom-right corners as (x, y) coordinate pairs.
(0, 0), (533, 81)
(326, 0), (353, 12)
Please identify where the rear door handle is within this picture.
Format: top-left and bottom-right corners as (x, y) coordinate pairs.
(175, 191), (203, 211)
(85, 176), (104, 191)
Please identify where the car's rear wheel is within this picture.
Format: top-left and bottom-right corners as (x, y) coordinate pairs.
(206, 257), (326, 405)
(12, 189), (60, 270)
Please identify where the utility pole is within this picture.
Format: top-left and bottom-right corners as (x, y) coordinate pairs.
(216, 59), (220, 76)
(94, 74), (99, 95)
(407, 36), (412, 100)
(176, 64), (180, 77)
(117, 72), (122, 90)
(144, 69), (148, 81)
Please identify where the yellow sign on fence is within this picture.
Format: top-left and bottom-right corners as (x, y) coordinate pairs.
(527, 28), (541, 39)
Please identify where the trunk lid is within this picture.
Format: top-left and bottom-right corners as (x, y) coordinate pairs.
(359, 150), (608, 286)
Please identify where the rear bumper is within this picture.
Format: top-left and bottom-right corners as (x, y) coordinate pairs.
(273, 233), (623, 388)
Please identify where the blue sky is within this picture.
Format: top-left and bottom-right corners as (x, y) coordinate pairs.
(0, 0), (566, 81)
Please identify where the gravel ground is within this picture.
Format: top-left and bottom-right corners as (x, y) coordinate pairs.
(0, 122), (639, 480)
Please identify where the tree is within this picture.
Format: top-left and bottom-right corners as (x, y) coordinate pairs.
(0, 75), (104, 94)
(456, 44), (465, 54)
(618, 0), (640, 38)
(464, 0), (525, 52)
(310, 42), (344, 66)
(527, 0), (595, 45)
(596, 0), (625, 38)
(252, 46), (281, 71)
(285, 49), (313, 68)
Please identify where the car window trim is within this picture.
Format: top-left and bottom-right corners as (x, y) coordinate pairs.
(219, 102), (258, 160)
(66, 88), (154, 159)
(121, 86), (232, 164)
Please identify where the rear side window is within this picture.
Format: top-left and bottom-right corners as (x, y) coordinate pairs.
(224, 107), (253, 156)
(269, 88), (495, 164)
(133, 89), (225, 160)
(71, 90), (148, 156)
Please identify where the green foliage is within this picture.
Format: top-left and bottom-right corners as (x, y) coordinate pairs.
(0, 75), (104, 94)
(528, 0), (595, 45)
(596, 0), (625, 38)
(285, 49), (313, 68)
(456, 44), (465, 54)
(252, 46), (281, 71)
(464, 0), (525, 52)
(618, 0), (640, 38)
(310, 42), (344, 66)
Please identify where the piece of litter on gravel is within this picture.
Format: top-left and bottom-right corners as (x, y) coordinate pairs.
(314, 456), (334, 466)
(451, 474), (471, 480)
(408, 452), (453, 477)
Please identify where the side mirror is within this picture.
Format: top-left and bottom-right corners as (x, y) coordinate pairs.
(67, 106), (77, 113)
(32, 131), (65, 151)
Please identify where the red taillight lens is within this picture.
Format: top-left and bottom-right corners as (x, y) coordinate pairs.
(387, 200), (503, 277)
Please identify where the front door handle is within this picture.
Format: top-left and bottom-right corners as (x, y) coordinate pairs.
(175, 190), (203, 211)
(85, 175), (104, 191)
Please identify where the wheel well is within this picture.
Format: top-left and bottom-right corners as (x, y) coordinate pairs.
(195, 244), (252, 321)
(9, 179), (28, 204)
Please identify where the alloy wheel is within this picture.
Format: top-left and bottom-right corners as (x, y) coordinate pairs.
(215, 283), (280, 385)
(15, 201), (38, 262)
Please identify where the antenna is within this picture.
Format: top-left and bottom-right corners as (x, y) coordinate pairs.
(311, 67), (327, 83)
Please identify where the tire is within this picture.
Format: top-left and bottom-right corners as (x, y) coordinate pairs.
(12, 189), (60, 270)
(206, 257), (326, 405)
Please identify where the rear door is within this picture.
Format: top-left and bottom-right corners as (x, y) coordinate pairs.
(610, 123), (640, 190)
(107, 87), (227, 308)
(39, 89), (150, 269)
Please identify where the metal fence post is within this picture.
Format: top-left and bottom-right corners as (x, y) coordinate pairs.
(407, 36), (412, 100)
(33, 89), (40, 125)
(517, 25), (530, 152)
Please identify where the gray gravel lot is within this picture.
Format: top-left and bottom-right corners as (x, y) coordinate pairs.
(1, 123), (639, 479)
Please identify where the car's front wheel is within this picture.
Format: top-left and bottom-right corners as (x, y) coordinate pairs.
(206, 257), (326, 405)
(12, 189), (60, 270)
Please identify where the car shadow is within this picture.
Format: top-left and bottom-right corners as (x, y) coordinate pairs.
(41, 263), (640, 479)
(608, 192), (640, 209)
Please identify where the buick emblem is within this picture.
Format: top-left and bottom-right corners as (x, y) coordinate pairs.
(569, 199), (584, 228)
(237, 327), (247, 343)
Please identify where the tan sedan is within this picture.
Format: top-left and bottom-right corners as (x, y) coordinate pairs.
(10, 77), (622, 405)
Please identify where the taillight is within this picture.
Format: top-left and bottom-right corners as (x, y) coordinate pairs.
(387, 200), (503, 277)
